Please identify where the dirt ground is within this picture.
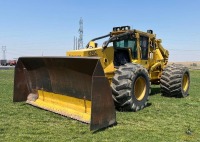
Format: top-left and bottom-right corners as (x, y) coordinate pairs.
(169, 61), (200, 70)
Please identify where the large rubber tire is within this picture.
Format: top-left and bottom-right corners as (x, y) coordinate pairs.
(160, 64), (190, 97)
(111, 63), (150, 111)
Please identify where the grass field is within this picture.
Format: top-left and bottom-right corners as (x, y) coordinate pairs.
(0, 69), (200, 142)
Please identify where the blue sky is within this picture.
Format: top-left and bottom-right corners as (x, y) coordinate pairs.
(0, 0), (200, 61)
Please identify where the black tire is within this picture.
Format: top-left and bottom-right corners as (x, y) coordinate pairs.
(160, 64), (190, 97)
(111, 63), (150, 111)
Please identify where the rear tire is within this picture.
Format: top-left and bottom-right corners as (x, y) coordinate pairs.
(160, 64), (190, 97)
(111, 63), (150, 111)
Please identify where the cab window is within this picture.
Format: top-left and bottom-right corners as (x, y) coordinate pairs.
(140, 36), (148, 60)
(113, 38), (137, 59)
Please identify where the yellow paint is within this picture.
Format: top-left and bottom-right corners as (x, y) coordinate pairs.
(182, 73), (189, 92)
(154, 49), (164, 61)
(27, 90), (91, 123)
(67, 46), (116, 80)
(134, 76), (146, 101)
(66, 28), (170, 84)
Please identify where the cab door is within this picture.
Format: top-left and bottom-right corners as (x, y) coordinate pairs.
(139, 36), (149, 69)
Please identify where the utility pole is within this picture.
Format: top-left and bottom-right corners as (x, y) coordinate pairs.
(78, 17), (83, 49)
(2, 46), (6, 60)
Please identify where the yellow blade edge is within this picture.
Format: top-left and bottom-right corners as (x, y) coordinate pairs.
(26, 90), (91, 123)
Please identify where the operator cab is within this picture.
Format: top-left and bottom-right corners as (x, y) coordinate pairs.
(112, 26), (149, 67)
(85, 26), (151, 68)
(113, 38), (137, 66)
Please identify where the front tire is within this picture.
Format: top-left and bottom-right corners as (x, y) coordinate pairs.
(160, 64), (190, 97)
(111, 63), (150, 111)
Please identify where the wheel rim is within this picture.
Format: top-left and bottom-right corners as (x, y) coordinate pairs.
(182, 73), (189, 92)
(134, 76), (146, 101)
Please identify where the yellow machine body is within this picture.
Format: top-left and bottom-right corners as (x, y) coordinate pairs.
(67, 28), (169, 84)
(13, 26), (175, 131)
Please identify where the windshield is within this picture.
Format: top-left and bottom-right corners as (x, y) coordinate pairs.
(113, 39), (137, 59)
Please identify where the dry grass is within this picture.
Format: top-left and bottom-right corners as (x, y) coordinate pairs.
(169, 61), (200, 70)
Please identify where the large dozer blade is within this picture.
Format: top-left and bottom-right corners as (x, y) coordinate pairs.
(13, 57), (116, 131)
